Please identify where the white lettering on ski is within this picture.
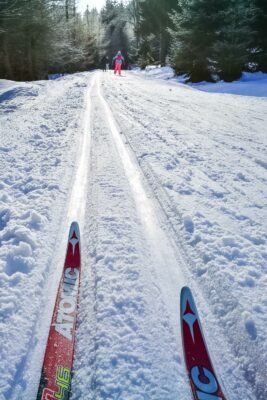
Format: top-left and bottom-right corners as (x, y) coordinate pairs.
(191, 366), (223, 400)
(55, 268), (79, 340)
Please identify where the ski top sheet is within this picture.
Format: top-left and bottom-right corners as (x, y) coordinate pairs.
(37, 222), (81, 400)
(180, 287), (227, 400)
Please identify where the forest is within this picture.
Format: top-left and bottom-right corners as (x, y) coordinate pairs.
(0, 0), (267, 82)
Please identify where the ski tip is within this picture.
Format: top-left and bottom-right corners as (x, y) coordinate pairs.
(70, 221), (79, 229)
(181, 286), (191, 297)
(180, 286), (193, 306)
(180, 286), (198, 318)
(69, 221), (80, 241)
(65, 221), (81, 268)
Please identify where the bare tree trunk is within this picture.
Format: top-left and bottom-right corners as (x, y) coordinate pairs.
(27, 37), (34, 80)
(2, 35), (13, 78)
(65, 0), (69, 21)
(130, 0), (141, 49)
(159, 28), (168, 65)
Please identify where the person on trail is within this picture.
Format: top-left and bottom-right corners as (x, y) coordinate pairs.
(101, 55), (109, 72)
(113, 51), (125, 75)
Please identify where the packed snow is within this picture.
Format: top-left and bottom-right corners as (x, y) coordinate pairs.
(0, 70), (266, 400)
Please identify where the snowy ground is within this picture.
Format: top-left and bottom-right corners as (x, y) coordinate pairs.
(0, 70), (266, 400)
(140, 66), (267, 97)
(191, 71), (267, 97)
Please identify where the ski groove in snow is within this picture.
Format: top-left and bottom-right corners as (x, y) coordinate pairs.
(72, 74), (189, 399)
(67, 74), (96, 231)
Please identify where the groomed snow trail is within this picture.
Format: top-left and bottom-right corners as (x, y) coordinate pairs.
(97, 74), (187, 324)
(71, 72), (255, 399)
(1, 70), (266, 400)
(72, 74), (190, 399)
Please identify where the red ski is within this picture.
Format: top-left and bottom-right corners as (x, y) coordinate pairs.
(37, 222), (81, 400)
(180, 287), (227, 400)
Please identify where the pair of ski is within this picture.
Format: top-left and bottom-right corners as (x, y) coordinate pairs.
(37, 222), (226, 400)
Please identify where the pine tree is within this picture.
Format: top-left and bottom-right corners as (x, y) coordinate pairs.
(81, 6), (100, 69)
(137, 36), (156, 68)
(101, 0), (130, 65)
(139, 0), (178, 65)
(0, 0), (58, 80)
(127, 0), (141, 49)
(213, 0), (256, 81)
(169, 0), (228, 82)
(253, 0), (267, 72)
(0, 0), (102, 80)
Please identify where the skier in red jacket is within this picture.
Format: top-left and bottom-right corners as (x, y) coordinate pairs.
(113, 51), (125, 75)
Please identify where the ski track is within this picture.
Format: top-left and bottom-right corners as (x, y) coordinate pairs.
(0, 70), (266, 400)
(72, 73), (190, 399)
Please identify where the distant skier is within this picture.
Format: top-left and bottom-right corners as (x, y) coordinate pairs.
(101, 55), (109, 72)
(113, 51), (125, 76)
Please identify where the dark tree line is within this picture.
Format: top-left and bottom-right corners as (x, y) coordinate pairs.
(0, 0), (100, 80)
(0, 0), (267, 82)
(135, 0), (267, 81)
(168, 0), (259, 81)
(101, 0), (267, 81)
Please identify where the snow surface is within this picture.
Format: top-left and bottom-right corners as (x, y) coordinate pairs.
(138, 66), (175, 80)
(138, 66), (267, 97)
(192, 72), (267, 97)
(139, 65), (267, 97)
(0, 70), (266, 399)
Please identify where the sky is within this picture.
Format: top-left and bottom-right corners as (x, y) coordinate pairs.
(77, 0), (106, 13)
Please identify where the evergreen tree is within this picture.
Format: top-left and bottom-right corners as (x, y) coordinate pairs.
(137, 35), (156, 68)
(253, 0), (267, 72)
(126, 0), (141, 63)
(127, 0), (141, 49)
(0, 0), (100, 80)
(81, 6), (100, 69)
(213, 0), (256, 81)
(139, 0), (178, 65)
(0, 0), (58, 80)
(101, 0), (130, 66)
(169, 0), (228, 82)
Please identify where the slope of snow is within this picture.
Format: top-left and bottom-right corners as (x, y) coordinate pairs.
(0, 70), (266, 399)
